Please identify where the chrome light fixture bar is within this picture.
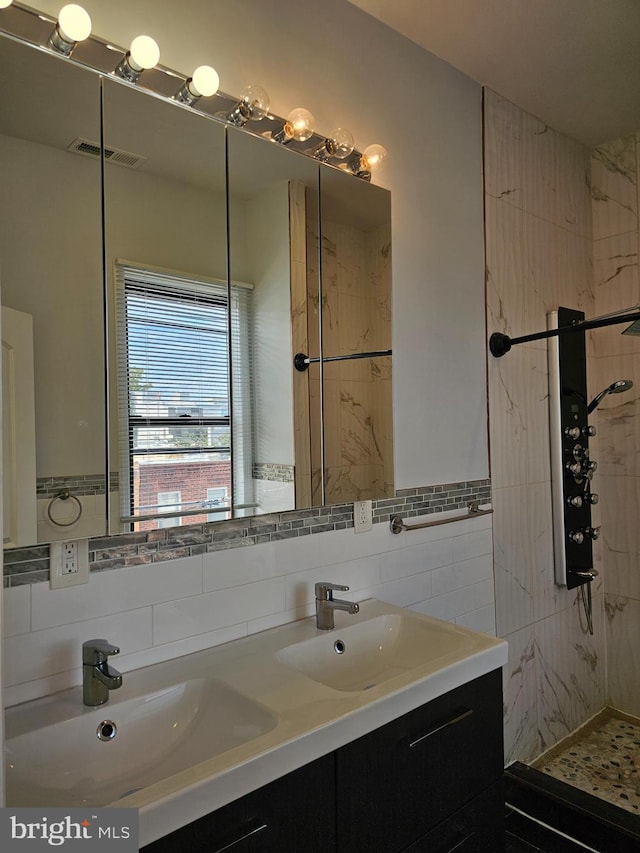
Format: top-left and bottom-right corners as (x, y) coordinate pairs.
(1, 1), (387, 181)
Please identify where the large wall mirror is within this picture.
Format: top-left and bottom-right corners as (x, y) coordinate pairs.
(0, 20), (392, 549)
(0, 35), (106, 546)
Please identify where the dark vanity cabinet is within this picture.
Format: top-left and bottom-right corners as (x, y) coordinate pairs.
(142, 754), (336, 853)
(337, 669), (504, 852)
(142, 671), (504, 853)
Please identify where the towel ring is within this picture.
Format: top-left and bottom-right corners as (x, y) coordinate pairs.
(47, 489), (83, 527)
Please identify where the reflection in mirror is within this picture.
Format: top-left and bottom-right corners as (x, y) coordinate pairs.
(318, 169), (393, 504)
(0, 35), (104, 546)
(227, 128), (320, 515)
(102, 78), (229, 533)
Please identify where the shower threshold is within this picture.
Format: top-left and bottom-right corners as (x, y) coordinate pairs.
(505, 709), (640, 853)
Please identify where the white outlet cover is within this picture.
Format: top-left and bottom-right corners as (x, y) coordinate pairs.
(50, 539), (90, 589)
(354, 500), (373, 533)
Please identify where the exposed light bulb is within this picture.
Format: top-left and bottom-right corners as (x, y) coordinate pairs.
(284, 108), (315, 142)
(241, 84), (270, 120)
(327, 128), (354, 159)
(0, 0), (14, 8)
(47, 3), (91, 55)
(190, 65), (220, 98)
(225, 84), (270, 126)
(174, 64), (220, 105)
(114, 34), (160, 83)
(58, 4), (91, 42)
(270, 107), (316, 145)
(129, 35), (160, 71)
(361, 144), (388, 171)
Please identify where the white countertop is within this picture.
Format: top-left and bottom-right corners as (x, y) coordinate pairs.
(5, 599), (508, 847)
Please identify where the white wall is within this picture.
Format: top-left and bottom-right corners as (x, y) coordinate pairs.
(1, 0), (490, 732)
(3, 512), (494, 706)
(34, 0), (488, 488)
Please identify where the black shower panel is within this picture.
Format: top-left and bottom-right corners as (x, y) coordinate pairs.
(548, 307), (598, 590)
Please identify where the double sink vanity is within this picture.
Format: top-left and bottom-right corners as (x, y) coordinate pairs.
(5, 598), (507, 851)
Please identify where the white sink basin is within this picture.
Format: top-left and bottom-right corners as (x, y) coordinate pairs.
(6, 678), (276, 807)
(277, 612), (478, 692)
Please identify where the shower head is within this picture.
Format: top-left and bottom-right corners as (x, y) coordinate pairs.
(587, 379), (634, 414)
(623, 319), (640, 336)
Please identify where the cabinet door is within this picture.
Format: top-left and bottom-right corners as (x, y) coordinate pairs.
(336, 669), (503, 853)
(142, 754), (336, 853)
(402, 781), (505, 853)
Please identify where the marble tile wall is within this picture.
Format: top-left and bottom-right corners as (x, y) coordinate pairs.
(590, 132), (640, 716)
(484, 89), (605, 764)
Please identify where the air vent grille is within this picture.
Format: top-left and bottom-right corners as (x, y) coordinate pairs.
(66, 137), (146, 169)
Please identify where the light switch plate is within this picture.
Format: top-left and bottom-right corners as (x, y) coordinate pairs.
(50, 539), (89, 589)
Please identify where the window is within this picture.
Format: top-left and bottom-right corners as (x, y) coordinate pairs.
(157, 491), (182, 529)
(116, 264), (253, 531)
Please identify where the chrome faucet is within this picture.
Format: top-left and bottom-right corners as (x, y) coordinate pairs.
(82, 639), (123, 706)
(315, 582), (359, 630)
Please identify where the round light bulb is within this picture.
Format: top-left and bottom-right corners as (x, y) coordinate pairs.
(0, 0), (14, 8)
(129, 35), (160, 71)
(285, 108), (315, 142)
(362, 144), (388, 171)
(329, 127), (354, 159)
(189, 65), (220, 98)
(58, 4), (91, 42)
(241, 84), (270, 120)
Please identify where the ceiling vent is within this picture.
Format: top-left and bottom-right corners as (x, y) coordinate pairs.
(66, 137), (146, 169)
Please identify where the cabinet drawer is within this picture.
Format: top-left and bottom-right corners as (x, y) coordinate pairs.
(142, 754), (336, 853)
(403, 781), (505, 852)
(336, 669), (503, 853)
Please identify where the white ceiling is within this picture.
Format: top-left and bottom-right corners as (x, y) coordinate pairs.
(348, 0), (640, 148)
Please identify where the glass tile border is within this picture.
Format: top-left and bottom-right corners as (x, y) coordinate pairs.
(4, 478), (491, 586)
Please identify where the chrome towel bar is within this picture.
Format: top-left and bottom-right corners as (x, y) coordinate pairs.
(390, 502), (493, 534)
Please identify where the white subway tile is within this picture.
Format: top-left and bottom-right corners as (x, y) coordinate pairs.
(3, 584), (31, 636)
(381, 538), (452, 582)
(363, 572), (432, 608)
(284, 557), (381, 610)
(273, 524), (397, 578)
(456, 605), (496, 635)
(452, 528), (493, 563)
(30, 557), (203, 630)
(203, 541), (278, 591)
(152, 577), (286, 645)
(4, 608), (153, 687)
(431, 554), (494, 596)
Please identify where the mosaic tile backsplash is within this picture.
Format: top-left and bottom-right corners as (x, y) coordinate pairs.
(4, 479), (491, 586)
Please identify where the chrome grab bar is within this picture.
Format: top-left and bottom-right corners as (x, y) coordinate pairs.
(390, 502), (492, 534)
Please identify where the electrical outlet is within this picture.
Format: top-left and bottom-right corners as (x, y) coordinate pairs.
(50, 539), (89, 589)
(354, 500), (373, 534)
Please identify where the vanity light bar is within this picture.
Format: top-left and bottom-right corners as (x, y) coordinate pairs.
(0, 1), (387, 181)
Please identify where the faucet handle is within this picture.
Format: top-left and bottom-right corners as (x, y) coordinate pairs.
(83, 639), (120, 665)
(315, 582), (349, 600)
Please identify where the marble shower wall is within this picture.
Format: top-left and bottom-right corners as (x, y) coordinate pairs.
(484, 90), (605, 764)
(590, 133), (640, 715)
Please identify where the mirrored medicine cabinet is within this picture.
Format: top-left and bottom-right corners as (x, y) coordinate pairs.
(0, 20), (393, 551)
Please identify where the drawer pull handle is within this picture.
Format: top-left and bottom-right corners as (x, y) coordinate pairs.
(407, 708), (473, 749)
(212, 822), (268, 852)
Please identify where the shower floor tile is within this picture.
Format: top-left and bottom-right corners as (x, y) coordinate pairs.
(534, 709), (640, 816)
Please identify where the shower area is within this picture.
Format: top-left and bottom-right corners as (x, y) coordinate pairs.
(484, 88), (640, 844)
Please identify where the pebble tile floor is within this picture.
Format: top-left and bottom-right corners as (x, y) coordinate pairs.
(534, 711), (640, 816)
